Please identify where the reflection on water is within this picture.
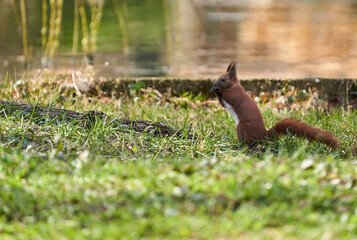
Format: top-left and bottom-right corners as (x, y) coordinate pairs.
(1, 0), (357, 79)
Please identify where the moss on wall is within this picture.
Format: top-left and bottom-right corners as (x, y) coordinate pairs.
(97, 77), (356, 98)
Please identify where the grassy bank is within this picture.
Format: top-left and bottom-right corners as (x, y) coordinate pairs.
(0, 77), (356, 239)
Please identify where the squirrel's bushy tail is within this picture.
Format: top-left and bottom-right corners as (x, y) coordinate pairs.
(266, 118), (340, 149)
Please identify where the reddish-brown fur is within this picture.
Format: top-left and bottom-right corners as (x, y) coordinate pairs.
(211, 60), (340, 149)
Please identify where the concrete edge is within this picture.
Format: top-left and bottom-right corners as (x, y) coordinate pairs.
(95, 77), (357, 98)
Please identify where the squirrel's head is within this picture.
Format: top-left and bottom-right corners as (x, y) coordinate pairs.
(211, 60), (238, 96)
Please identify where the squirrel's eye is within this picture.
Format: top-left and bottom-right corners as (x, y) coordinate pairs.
(221, 78), (225, 82)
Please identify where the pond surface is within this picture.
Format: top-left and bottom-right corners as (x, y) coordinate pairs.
(1, 0), (357, 79)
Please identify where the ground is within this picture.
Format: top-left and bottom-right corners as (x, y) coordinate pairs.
(0, 77), (356, 239)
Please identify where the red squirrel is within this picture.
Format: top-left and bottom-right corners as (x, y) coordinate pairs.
(211, 60), (340, 149)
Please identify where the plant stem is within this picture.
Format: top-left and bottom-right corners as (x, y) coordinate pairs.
(112, 0), (129, 57)
(79, 0), (89, 55)
(42, 0), (48, 50)
(52, 0), (63, 58)
(163, 0), (173, 70)
(10, 0), (22, 32)
(20, 0), (30, 68)
(45, 0), (56, 62)
(72, 0), (80, 54)
(90, 0), (105, 54)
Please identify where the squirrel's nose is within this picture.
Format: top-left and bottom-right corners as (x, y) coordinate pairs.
(211, 80), (220, 92)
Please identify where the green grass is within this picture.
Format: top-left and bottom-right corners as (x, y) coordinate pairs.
(0, 79), (356, 239)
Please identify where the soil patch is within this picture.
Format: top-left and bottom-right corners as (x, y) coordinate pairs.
(0, 101), (191, 138)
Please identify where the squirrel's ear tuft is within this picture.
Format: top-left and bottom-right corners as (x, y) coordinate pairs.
(227, 60), (238, 81)
(226, 60), (236, 72)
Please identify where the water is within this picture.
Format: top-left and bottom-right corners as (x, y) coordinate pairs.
(1, 0), (357, 79)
